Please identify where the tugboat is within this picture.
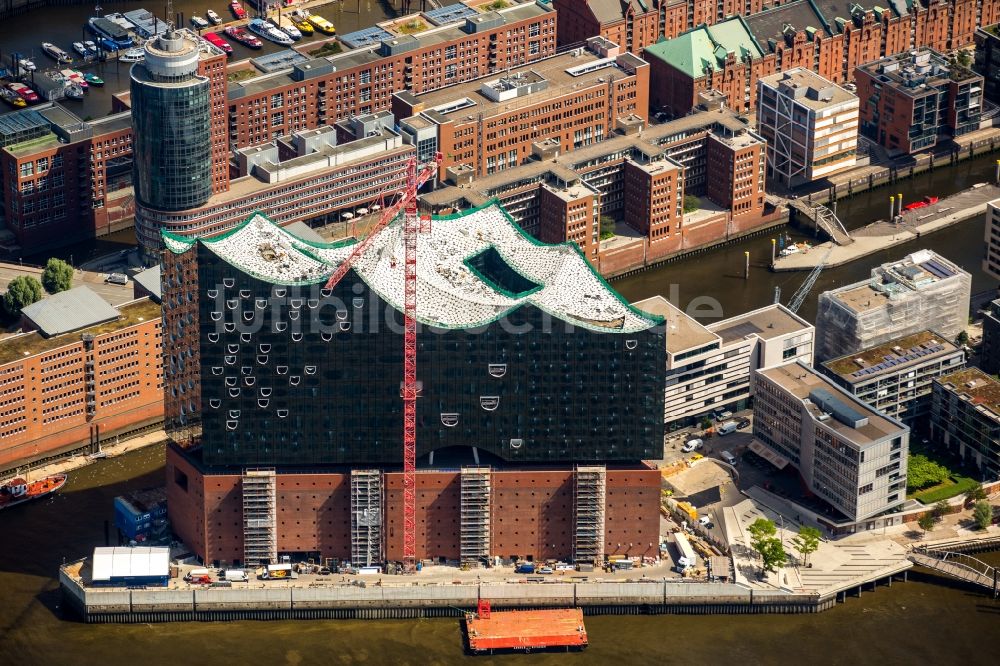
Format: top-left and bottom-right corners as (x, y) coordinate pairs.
(224, 25), (263, 49)
(191, 15), (210, 30)
(41, 42), (73, 64)
(0, 474), (67, 510)
(0, 87), (27, 108)
(203, 32), (234, 56)
(206, 9), (222, 25)
(229, 1), (247, 20)
(247, 18), (294, 46)
(8, 82), (41, 104)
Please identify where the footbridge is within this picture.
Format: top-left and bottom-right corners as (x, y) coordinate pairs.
(788, 200), (853, 246)
(908, 546), (999, 597)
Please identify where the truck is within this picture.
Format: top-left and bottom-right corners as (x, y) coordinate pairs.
(224, 569), (248, 582)
(261, 563), (294, 580)
(673, 532), (698, 573)
(515, 562), (536, 574)
(717, 420), (738, 436)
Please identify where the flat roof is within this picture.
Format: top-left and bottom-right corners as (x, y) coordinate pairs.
(759, 362), (905, 446)
(0, 299), (161, 366)
(91, 546), (169, 582)
(823, 330), (961, 381)
(758, 68), (857, 109)
(406, 49), (643, 122)
(936, 368), (1000, 421)
(631, 295), (718, 354)
(21, 286), (120, 337)
(707, 304), (811, 344)
(825, 249), (968, 313)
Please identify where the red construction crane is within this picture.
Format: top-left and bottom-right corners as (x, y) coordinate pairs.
(323, 152), (442, 570)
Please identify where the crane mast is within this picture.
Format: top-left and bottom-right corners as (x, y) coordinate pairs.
(323, 152), (442, 571)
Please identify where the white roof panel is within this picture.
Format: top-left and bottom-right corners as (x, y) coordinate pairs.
(91, 546), (170, 581)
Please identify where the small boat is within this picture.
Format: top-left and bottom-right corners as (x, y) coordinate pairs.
(293, 17), (313, 35)
(224, 26), (262, 49)
(902, 195), (940, 212)
(248, 18), (294, 46)
(779, 241), (812, 257)
(84, 40), (99, 56)
(63, 83), (85, 100)
(41, 42), (73, 64)
(8, 82), (40, 104)
(83, 72), (105, 86)
(0, 87), (27, 108)
(191, 15), (210, 29)
(0, 474), (67, 510)
(203, 32), (234, 55)
(306, 13), (335, 35)
(270, 17), (301, 41)
(17, 56), (37, 72)
(73, 41), (89, 57)
(61, 69), (89, 90)
(229, 1), (247, 19)
(206, 9), (222, 25)
(118, 47), (145, 63)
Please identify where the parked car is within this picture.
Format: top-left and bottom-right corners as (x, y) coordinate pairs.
(713, 408), (733, 421)
(537, 566), (554, 575)
(681, 438), (704, 453)
(515, 562), (536, 574)
(720, 450), (738, 465)
(555, 563), (574, 571)
(105, 272), (128, 285)
(736, 417), (751, 430)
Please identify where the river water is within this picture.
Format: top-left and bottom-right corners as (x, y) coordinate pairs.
(0, 445), (998, 665)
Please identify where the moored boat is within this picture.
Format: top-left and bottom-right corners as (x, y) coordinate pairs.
(61, 69), (89, 90)
(84, 40), (100, 56)
(224, 25), (263, 49)
(203, 32), (234, 55)
(83, 72), (105, 86)
(73, 41), (89, 57)
(64, 84), (85, 100)
(229, 1), (247, 19)
(206, 9), (222, 25)
(0, 474), (67, 510)
(118, 47), (145, 63)
(16, 55), (37, 72)
(247, 18), (294, 46)
(191, 15), (210, 29)
(8, 82), (41, 104)
(88, 16), (135, 50)
(306, 13), (335, 35)
(41, 42), (73, 64)
(0, 87), (27, 108)
(270, 16), (302, 40)
(293, 17), (313, 35)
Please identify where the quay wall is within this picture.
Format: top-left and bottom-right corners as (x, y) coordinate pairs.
(62, 574), (899, 623)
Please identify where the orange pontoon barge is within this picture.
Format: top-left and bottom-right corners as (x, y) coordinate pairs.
(464, 600), (588, 654)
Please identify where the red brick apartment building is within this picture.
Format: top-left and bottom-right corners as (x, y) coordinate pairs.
(0, 293), (163, 473)
(420, 106), (768, 273)
(166, 445), (660, 566)
(393, 37), (649, 183)
(643, 0), (997, 117)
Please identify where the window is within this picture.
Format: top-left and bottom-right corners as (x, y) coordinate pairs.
(271, 112), (284, 127)
(445, 45), (456, 59)
(270, 93), (283, 109)
(19, 162), (33, 178)
(37, 157), (49, 172)
(360, 70), (371, 84)
(445, 64), (457, 80)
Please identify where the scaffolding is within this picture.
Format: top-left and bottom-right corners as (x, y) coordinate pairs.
(460, 466), (491, 566)
(351, 469), (383, 567)
(573, 465), (606, 565)
(242, 468), (277, 566)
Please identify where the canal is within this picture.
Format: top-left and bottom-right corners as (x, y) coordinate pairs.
(0, 445), (998, 664)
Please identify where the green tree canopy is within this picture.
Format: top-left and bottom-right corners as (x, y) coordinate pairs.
(3, 275), (43, 316)
(41, 258), (73, 294)
(907, 454), (950, 492)
(965, 482), (987, 504)
(790, 526), (821, 566)
(917, 513), (936, 532)
(973, 501), (993, 530)
(683, 195), (700, 213)
(747, 518), (786, 573)
(932, 500), (950, 519)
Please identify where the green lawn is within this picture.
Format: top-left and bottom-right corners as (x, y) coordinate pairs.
(912, 475), (979, 504)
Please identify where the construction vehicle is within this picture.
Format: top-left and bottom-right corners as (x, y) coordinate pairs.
(322, 152), (443, 571)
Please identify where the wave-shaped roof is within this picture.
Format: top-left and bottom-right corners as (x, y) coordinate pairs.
(163, 200), (662, 333)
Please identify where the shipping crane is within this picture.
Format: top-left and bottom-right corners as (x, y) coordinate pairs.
(323, 152), (442, 571)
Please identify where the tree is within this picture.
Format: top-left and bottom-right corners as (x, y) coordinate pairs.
(906, 454), (950, 492)
(917, 513), (936, 532)
(973, 501), (993, 530)
(2, 275), (43, 316)
(932, 500), (950, 519)
(683, 195), (700, 214)
(41, 258), (73, 294)
(790, 526), (821, 567)
(599, 215), (616, 241)
(747, 518), (786, 574)
(965, 482), (987, 505)
(956, 330), (969, 346)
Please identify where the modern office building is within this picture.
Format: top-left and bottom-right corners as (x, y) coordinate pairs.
(419, 107), (770, 274)
(633, 296), (814, 428)
(974, 24), (1000, 104)
(753, 361), (910, 524)
(855, 48), (984, 156)
(820, 330), (966, 429)
(814, 250), (972, 361)
(134, 116), (415, 259)
(981, 299), (1000, 376)
(393, 37), (649, 182)
(984, 199), (1000, 281)
(931, 367), (1000, 480)
(161, 201), (666, 564)
(0, 291), (163, 473)
(756, 69), (859, 187)
(0, 105), (134, 254)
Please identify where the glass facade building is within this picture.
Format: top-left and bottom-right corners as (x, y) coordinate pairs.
(130, 31), (212, 212)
